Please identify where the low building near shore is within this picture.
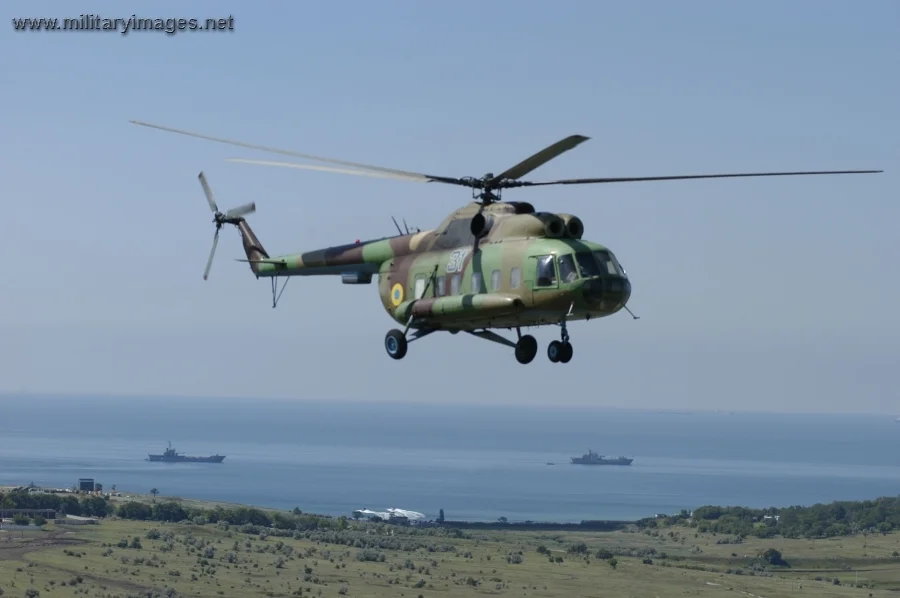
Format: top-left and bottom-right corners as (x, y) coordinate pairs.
(57, 514), (99, 526)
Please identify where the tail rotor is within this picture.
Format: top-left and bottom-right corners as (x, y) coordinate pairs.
(198, 171), (256, 280)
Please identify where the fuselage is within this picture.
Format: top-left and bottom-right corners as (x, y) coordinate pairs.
(246, 201), (631, 332)
(382, 235), (630, 331)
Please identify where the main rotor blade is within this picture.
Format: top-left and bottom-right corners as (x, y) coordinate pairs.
(224, 202), (256, 219)
(203, 229), (219, 281)
(198, 171), (218, 213)
(226, 158), (435, 183)
(492, 135), (589, 183)
(516, 169), (883, 187)
(131, 120), (468, 186)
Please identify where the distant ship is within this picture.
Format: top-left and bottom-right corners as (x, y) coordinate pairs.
(148, 442), (225, 463)
(570, 449), (633, 466)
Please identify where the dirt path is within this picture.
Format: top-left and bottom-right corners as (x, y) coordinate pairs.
(28, 559), (156, 594)
(1, 531), (153, 594)
(0, 531), (86, 561)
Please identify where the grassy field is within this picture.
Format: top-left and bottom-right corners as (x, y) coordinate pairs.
(3, 508), (900, 597)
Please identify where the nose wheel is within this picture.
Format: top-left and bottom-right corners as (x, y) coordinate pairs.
(548, 321), (573, 363)
(547, 340), (573, 363)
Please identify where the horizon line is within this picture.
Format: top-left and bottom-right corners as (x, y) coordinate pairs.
(0, 390), (894, 418)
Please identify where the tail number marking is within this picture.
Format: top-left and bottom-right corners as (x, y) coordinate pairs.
(446, 249), (469, 274)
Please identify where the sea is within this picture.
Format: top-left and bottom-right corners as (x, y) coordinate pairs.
(1, 395), (898, 524)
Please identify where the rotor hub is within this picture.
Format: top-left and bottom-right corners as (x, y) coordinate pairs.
(196, 171), (257, 281)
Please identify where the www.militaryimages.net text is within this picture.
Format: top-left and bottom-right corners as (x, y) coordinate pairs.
(11, 14), (234, 35)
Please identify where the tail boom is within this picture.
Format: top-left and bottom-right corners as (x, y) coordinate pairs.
(245, 235), (404, 279)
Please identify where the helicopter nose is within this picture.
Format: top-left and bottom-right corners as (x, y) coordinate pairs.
(582, 276), (631, 311)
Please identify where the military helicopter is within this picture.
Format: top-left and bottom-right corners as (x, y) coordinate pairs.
(131, 121), (880, 365)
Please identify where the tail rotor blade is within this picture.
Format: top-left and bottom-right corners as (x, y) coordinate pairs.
(198, 172), (218, 213)
(224, 202), (256, 219)
(203, 228), (219, 280)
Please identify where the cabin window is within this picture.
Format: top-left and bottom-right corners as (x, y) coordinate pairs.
(575, 252), (602, 278)
(491, 269), (501, 291)
(450, 273), (461, 295)
(593, 250), (621, 276)
(414, 275), (426, 299)
(557, 254), (578, 283)
(534, 255), (557, 287)
(471, 272), (483, 294)
(510, 267), (521, 289)
(435, 275), (445, 296)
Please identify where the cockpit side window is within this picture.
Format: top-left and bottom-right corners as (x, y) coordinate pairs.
(557, 253), (579, 283)
(574, 252), (601, 278)
(593, 250), (622, 276)
(610, 252), (627, 278)
(534, 255), (557, 287)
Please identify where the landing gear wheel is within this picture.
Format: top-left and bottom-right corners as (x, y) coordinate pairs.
(515, 335), (537, 364)
(384, 329), (408, 360)
(559, 342), (573, 363)
(547, 340), (563, 363)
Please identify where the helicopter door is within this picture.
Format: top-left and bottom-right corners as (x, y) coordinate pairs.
(529, 254), (558, 302)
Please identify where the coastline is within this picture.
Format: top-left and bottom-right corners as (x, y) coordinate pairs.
(1, 483), (635, 531)
(9, 481), (900, 541)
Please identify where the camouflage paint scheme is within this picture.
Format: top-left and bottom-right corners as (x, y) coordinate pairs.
(128, 120), (878, 361)
(235, 199), (631, 335)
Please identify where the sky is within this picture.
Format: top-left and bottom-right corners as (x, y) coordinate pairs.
(1, 0), (898, 413)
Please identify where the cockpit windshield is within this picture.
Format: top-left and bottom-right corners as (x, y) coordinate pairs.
(574, 252), (601, 278)
(594, 250), (625, 277)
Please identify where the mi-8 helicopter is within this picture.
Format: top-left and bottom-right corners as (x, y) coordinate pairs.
(131, 121), (880, 364)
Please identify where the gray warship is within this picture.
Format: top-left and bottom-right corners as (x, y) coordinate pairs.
(570, 449), (633, 466)
(148, 442), (225, 463)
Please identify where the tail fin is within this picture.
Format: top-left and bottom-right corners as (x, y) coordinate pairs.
(197, 171), (264, 279)
(236, 220), (269, 274)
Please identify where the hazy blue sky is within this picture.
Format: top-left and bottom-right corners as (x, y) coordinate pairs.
(2, 0), (897, 413)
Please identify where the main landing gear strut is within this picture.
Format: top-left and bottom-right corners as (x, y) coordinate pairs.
(383, 323), (572, 365)
(384, 314), (436, 361)
(512, 324), (573, 364)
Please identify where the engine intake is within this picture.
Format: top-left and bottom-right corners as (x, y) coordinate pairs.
(469, 213), (494, 238)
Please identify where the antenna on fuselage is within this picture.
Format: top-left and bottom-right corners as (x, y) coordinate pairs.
(390, 216), (404, 236)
